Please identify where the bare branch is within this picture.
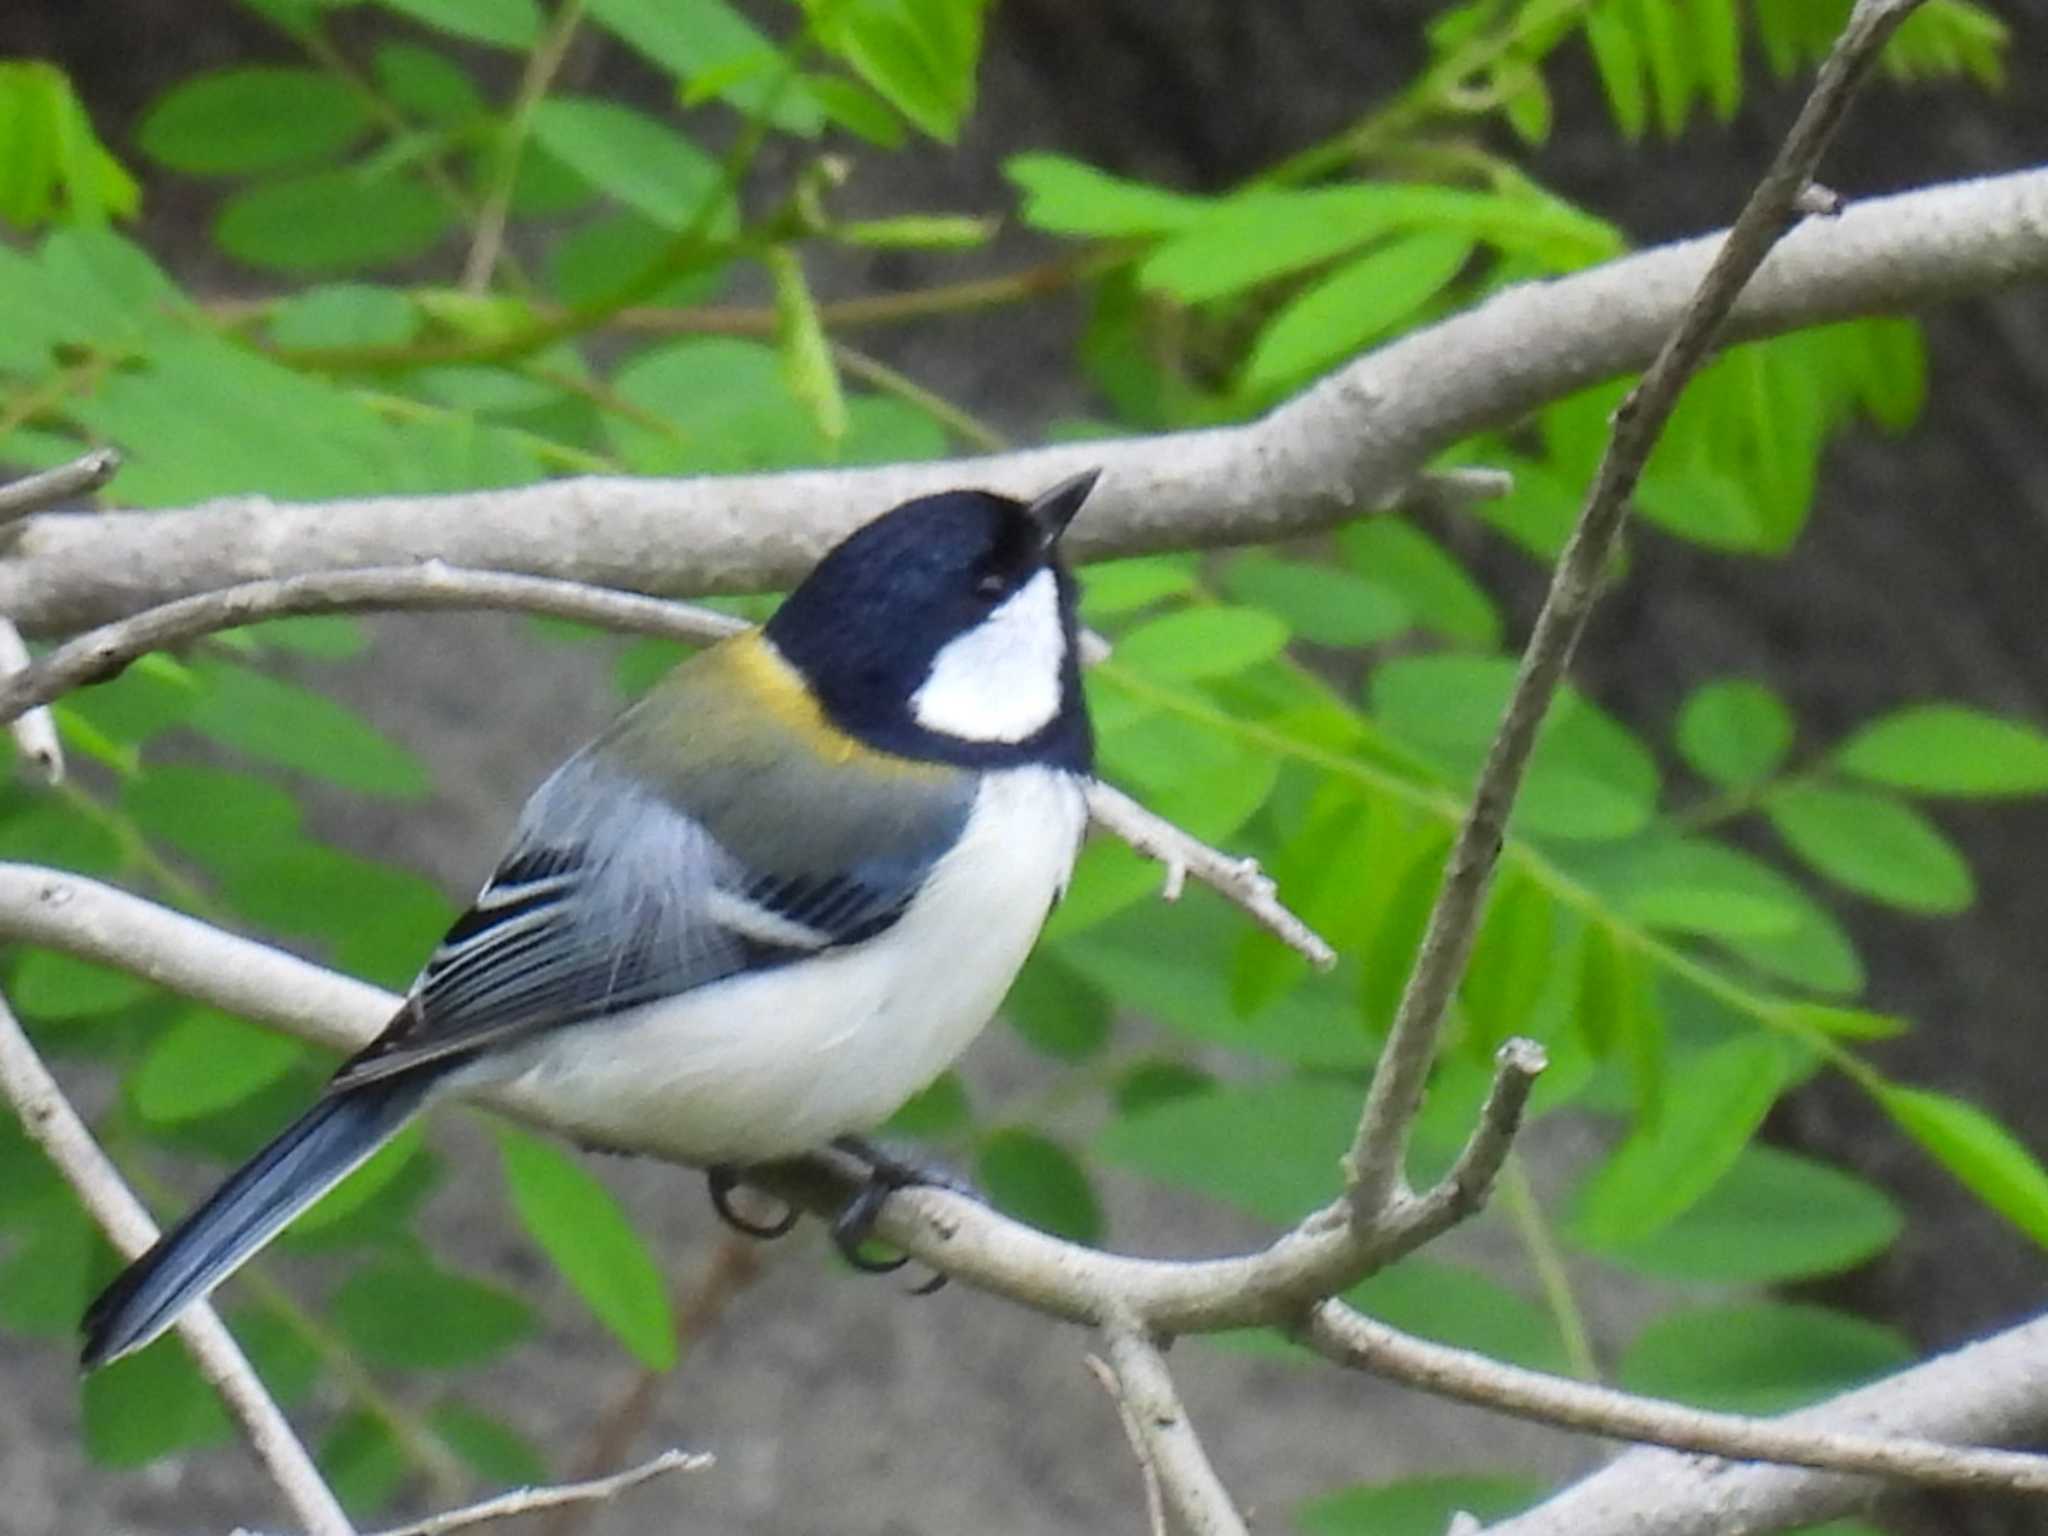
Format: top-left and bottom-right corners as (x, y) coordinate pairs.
(1383, 1037), (1547, 1247)
(1085, 1353), (1169, 1536)
(6, 168), (2048, 636)
(1303, 1302), (2048, 1501)
(350, 1449), (711, 1536)
(0, 563), (745, 728)
(1083, 780), (1336, 968)
(0, 618), (61, 783)
(0, 988), (355, 1536)
(1100, 1314), (1248, 1536)
(0, 447), (119, 528)
(1341, 0), (1926, 1220)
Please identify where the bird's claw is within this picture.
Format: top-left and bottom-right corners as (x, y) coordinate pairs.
(706, 1164), (800, 1241)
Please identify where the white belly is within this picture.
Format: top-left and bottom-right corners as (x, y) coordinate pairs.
(474, 767), (1087, 1163)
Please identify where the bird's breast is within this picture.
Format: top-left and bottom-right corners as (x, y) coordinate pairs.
(488, 766), (1089, 1164)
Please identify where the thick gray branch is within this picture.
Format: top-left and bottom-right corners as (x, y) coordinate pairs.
(1479, 1313), (2048, 1536)
(5, 168), (2047, 636)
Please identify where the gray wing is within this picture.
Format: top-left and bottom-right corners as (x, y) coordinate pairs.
(331, 692), (977, 1089)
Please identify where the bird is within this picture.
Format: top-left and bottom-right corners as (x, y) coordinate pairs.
(81, 470), (1102, 1369)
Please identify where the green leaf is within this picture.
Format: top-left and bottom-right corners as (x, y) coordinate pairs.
(240, 615), (370, 660)
(373, 0), (541, 49)
(1218, 555), (1408, 648)
(833, 214), (991, 248)
(186, 660), (429, 799)
(216, 170), (452, 274)
(82, 1337), (233, 1465)
(497, 1129), (676, 1369)
(1342, 1258), (1568, 1373)
(0, 61), (139, 227)
(1140, 188), (1398, 303)
(1099, 1077), (1360, 1223)
(1004, 951), (1112, 1062)
(1243, 231), (1472, 391)
(320, 1410), (408, 1517)
(0, 1202), (97, 1335)
(1459, 872), (1557, 1054)
(1077, 555), (1198, 619)
(1337, 519), (1500, 648)
(1877, 1084), (2048, 1248)
(11, 950), (153, 1019)
(1369, 656), (1660, 841)
(1583, 2), (1647, 139)
(373, 42), (485, 125)
(811, 0), (986, 142)
(1572, 1035), (1787, 1245)
(138, 68), (368, 175)
(975, 1128), (1101, 1243)
(1834, 704), (2048, 797)
(1298, 1476), (1542, 1536)
(123, 762), (302, 876)
(429, 1399), (548, 1486)
(1005, 153), (1212, 237)
(1619, 1302), (1912, 1413)
(332, 1257), (536, 1368)
(268, 283), (420, 350)
(290, 1126), (430, 1237)
(766, 246), (845, 445)
(883, 1070), (971, 1139)
(1677, 679), (1793, 788)
(1597, 1144), (1902, 1283)
(528, 98), (725, 231)
(1766, 783), (1973, 913)
(607, 338), (819, 473)
(1572, 834), (1820, 944)
(133, 1010), (304, 1124)
(587, 0), (821, 132)
(1112, 606), (1289, 681)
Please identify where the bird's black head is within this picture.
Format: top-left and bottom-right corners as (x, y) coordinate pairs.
(763, 472), (1098, 772)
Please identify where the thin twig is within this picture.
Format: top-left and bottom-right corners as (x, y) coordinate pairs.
(1100, 1312), (1249, 1536)
(1341, 0), (1927, 1222)
(340, 1449), (708, 1536)
(0, 446), (120, 525)
(1302, 1302), (2048, 1498)
(1389, 1037), (1546, 1241)
(0, 989), (355, 1536)
(461, 0), (589, 293)
(1084, 1353), (1168, 1536)
(1084, 780), (1336, 968)
(541, 1237), (762, 1536)
(0, 563), (745, 727)
(0, 618), (61, 783)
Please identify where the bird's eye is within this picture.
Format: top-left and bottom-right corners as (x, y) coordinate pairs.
(973, 570), (1008, 600)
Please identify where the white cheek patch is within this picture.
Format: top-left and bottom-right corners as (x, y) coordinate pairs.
(911, 569), (1067, 743)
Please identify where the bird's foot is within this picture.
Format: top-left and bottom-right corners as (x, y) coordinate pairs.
(706, 1164), (800, 1241)
(827, 1135), (982, 1294)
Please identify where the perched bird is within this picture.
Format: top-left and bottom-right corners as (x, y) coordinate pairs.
(82, 471), (1101, 1369)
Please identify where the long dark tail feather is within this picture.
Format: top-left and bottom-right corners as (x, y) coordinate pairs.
(80, 1072), (434, 1369)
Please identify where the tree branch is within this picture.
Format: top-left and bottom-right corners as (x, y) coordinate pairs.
(6, 168), (2047, 636)
(0, 446), (119, 528)
(1305, 1302), (2048, 1502)
(1341, 0), (1925, 1221)
(0, 988), (355, 1536)
(1099, 1312), (1249, 1536)
(351, 1449), (709, 1536)
(0, 617), (61, 784)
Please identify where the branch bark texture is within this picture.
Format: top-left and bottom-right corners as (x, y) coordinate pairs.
(4, 168), (2047, 635)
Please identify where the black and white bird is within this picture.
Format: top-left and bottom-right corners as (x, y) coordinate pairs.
(82, 471), (1102, 1368)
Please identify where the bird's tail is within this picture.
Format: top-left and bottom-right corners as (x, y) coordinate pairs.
(81, 1072), (432, 1369)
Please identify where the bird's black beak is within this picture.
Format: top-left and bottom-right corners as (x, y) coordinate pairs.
(1025, 469), (1100, 551)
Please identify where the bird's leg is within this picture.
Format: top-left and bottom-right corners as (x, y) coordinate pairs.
(827, 1135), (984, 1293)
(705, 1164), (801, 1241)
